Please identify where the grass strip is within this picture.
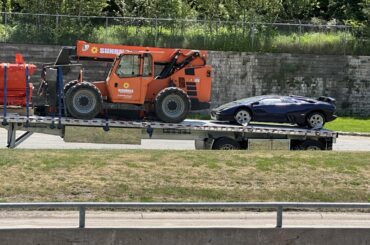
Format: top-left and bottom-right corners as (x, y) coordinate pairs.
(325, 117), (370, 133)
(0, 150), (369, 202)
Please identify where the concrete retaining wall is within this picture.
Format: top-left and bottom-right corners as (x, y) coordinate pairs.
(1, 43), (370, 116)
(1, 228), (369, 245)
(209, 52), (370, 117)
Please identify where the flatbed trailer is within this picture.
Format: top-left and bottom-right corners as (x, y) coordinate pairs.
(0, 114), (337, 150)
(0, 55), (337, 150)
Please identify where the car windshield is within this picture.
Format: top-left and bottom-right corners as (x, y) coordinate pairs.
(291, 96), (316, 103)
(218, 96), (264, 109)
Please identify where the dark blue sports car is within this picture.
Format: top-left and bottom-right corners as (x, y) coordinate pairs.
(211, 95), (337, 128)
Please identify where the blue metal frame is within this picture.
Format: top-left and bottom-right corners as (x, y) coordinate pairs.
(25, 65), (30, 127)
(2, 64), (7, 126)
(57, 67), (63, 129)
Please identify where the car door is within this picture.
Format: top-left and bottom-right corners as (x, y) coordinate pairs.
(272, 97), (300, 122)
(252, 98), (284, 122)
(281, 97), (315, 122)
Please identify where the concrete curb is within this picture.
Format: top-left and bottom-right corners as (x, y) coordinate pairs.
(338, 131), (370, 137)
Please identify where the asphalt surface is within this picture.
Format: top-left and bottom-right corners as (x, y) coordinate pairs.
(0, 211), (369, 228)
(0, 128), (369, 150)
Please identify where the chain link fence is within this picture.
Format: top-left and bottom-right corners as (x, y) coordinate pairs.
(1, 12), (369, 55)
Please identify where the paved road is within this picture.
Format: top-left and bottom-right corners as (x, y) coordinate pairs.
(0, 128), (369, 150)
(0, 211), (369, 228)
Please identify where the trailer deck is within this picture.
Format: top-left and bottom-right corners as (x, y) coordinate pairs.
(0, 114), (337, 150)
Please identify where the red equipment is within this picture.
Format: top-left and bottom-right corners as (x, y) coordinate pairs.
(0, 54), (36, 106)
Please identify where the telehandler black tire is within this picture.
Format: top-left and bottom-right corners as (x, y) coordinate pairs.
(65, 82), (102, 119)
(155, 87), (190, 123)
(64, 80), (78, 94)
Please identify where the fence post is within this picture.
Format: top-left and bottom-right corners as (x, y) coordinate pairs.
(155, 17), (158, 46)
(242, 16), (246, 37)
(79, 206), (86, 228)
(105, 17), (108, 43)
(276, 206), (283, 228)
(4, 12), (7, 43)
(298, 20), (302, 47)
(55, 15), (59, 44)
(344, 26), (348, 56)
(250, 19), (255, 50)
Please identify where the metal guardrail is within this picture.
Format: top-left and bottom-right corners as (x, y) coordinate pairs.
(0, 202), (369, 228)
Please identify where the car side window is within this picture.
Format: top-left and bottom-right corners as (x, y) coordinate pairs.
(259, 98), (283, 105)
(116, 55), (140, 78)
(282, 98), (296, 103)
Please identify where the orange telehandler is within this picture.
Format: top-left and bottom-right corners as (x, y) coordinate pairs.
(37, 40), (212, 123)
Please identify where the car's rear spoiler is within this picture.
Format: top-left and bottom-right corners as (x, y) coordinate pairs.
(318, 96), (336, 104)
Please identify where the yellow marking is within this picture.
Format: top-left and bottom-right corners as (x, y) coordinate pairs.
(91, 47), (98, 54)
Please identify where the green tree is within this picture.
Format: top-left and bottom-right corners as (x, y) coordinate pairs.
(327, 0), (366, 21)
(1, 0), (10, 12)
(280, 0), (321, 20)
(14, 0), (107, 15)
(123, 0), (195, 18)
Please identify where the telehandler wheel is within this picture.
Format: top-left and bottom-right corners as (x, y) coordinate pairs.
(65, 82), (102, 120)
(155, 87), (190, 123)
(64, 80), (78, 94)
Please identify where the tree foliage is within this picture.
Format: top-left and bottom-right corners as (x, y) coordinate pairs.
(0, 0), (369, 25)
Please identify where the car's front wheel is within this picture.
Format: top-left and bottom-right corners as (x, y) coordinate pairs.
(234, 109), (251, 126)
(307, 112), (325, 129)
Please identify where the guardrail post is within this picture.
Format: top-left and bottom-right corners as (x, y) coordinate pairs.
(79, 206), (86, 228)
(276, 206), (283, 228)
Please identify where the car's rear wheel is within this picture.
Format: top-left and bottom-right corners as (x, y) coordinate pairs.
(307, 112), (325, 129)
(234, 109), (251, 126)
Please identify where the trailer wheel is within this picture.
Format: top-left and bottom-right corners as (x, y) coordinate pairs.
(65, 82), (102, 119)
(301, 140), (323, 150)
(155, 87), (190, 123)
(212, 137), (240, 150)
